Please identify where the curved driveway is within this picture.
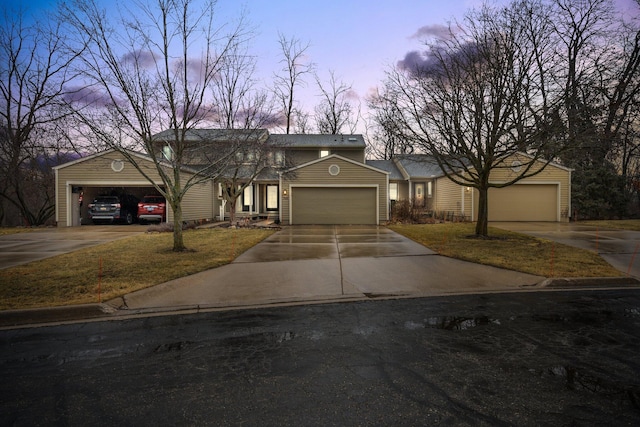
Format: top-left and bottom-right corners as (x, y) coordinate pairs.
(491, 222), (640, 278)
(119, 225), (544, 311)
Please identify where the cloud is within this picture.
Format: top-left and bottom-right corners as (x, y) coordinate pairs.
(63, 85), (115, 108)
(397, 50), (435, 73)
(410, 24), (451, 40)
(120, 50), (156, 68)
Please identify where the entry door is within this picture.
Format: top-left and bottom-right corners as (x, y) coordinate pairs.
(415, 183), (425, 207)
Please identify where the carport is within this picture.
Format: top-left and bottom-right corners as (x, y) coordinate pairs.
(54, 149), (215, 227)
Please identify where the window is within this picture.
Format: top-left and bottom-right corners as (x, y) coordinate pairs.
(320, 149), (330, 158)
(427, 181), (433, 198)
(242, 185), (253, 211)
(266, 185), (278, 210)
(389, 183), (398, 201)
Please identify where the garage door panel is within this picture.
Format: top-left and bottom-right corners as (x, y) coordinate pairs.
(292, 187), (377, 225)
(488, 185), (557, 221)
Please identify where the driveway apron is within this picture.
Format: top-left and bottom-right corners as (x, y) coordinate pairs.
(120, 225), (543, 311)
(491, 222), (640, 278)
(0, 225), (147, 270)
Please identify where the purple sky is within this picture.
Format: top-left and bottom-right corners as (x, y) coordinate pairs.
(6, 0), (640, 134)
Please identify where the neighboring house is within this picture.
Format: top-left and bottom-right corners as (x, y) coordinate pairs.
(368, 153), (572, 222)
(53, 130), (572, 227)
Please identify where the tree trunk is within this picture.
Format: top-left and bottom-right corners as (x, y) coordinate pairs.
(172, 201), (185, 252)
(475, 186), (489, 237)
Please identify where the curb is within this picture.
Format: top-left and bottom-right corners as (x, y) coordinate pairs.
(2, 278), (640, 329)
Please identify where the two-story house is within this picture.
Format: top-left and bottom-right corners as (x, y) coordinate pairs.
(53, 129), (572, 226)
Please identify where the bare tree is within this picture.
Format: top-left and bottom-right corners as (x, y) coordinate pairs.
(385, 2), (559, 236)
(273, 33), (313, 134)
(62, 0), (251, 251)
(367, 86), (413, 159)
(314, 70), (360, 134)
(0, 7), (82, 226)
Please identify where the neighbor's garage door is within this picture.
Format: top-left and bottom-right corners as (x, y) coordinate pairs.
(291, 187), (377, 225)
(489, 184), (557, 221)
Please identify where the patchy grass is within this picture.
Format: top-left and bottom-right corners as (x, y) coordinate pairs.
(0, 227), (39, 236)
(389, 223), (624, 278)
(579, 219), (640, 232)
(0, 228), (274, 310)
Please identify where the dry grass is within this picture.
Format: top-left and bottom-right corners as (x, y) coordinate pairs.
(389, 223), (624, 278)
(579, 219), (640, 231)
(0, 227), (39, 236)
(0, 228), (274, 310)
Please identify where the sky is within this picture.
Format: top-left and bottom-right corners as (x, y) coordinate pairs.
(4, 0), (640, 134)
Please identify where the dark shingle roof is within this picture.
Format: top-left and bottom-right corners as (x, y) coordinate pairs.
(394, 154), (445, 179)
(366, 160), (404, 180)
(267, 134), (366, 148)
(152, 129), (269, 142)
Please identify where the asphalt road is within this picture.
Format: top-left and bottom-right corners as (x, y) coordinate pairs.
(1, 290), (639, 426)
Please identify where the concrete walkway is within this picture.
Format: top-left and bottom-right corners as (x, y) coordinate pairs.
(113, 225), (545, 312)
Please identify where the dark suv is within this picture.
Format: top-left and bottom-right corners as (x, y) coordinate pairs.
(88, 194), (139, 224)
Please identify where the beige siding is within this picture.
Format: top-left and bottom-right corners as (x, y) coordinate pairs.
(177, 181), (215, 222)
(435, 177), (465, 216)
(434, 154), (571, 222)
(282, 156), (388, 225)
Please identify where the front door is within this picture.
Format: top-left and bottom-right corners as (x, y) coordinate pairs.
(415, 183), (425, 207)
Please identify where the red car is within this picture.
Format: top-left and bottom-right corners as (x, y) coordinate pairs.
(137, 195), (166, 224)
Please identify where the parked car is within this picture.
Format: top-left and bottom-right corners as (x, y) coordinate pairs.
(87, 194), (139, 224)
(137, 195), (166, 224)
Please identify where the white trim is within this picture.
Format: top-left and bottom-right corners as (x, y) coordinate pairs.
(286, 154), (389, 175)
(288, 184), (380, 225)
(62, 180), (161, 226)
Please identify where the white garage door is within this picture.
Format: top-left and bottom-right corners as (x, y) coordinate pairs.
(489, 184), (558, 221)
(291, 187), (377, 225)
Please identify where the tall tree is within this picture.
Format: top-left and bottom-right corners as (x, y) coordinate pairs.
(0, 7), (81, 226)
(384, 2), (559, 236)
(551, 0), (638, 218)
(273, 33), (313, 134)
(314, 70), (359, 134)
(62, 0), (250, 251)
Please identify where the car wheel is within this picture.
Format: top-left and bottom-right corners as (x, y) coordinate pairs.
(125, 213), (133, 225)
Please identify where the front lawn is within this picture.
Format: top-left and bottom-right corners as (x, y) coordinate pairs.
(0, 228), (274, 310)
(389, 223), (624, 278)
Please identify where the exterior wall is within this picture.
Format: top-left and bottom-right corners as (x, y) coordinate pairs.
(281, 156), (388, 225)
(434, 176), (467, 218)
(176, 181), (215, 223)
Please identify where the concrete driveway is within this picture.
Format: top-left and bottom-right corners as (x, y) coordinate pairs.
(118, 225), (544, 311)
(0, 225), (147, 269)
(491, 222), (640, 278)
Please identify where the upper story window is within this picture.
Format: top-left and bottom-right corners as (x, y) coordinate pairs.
(320, 149), (330, 158)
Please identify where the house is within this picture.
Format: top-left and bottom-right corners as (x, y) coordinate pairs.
(369, 154), (572, 222)
(53, 130), (572, 227)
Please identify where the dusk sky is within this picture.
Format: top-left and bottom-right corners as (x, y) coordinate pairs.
(4, 0), (639, 133)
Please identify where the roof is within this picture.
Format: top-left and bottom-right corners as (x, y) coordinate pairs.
(393, 155), (445, 179)
(366, 160), (404, 180)
(152, 129), (269, 143)
(267, 134), (366, 148)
